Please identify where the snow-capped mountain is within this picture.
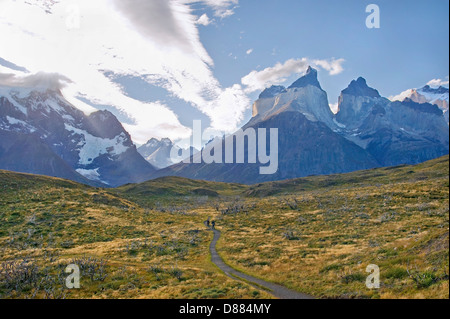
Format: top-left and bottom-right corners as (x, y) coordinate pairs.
(0, 86), (155, 186)
(1, 68), (448, 187)
(152, 67), (449, 184)
(250, 66), (336, 129)
(153, 68), (380, 183)
(138, 137), (196, 169)
(335, 79), (449, 167)
(391, 85), (449, 124)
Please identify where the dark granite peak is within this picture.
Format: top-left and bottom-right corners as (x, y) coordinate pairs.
(288, 66), (322, 90)
(421, 85), (449, 95)
(342, 77), (381, 98)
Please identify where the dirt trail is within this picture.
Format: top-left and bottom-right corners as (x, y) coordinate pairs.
(210, 229), (314, 299)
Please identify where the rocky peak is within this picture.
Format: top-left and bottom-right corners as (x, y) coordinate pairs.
(145, 138), (161, 147)
(399, 98), (443, 116)
(288, 66), (322, 90)
(86, 110), (130, 140)
(138, 137), (173, 157)
(161, 138), (173, 146)
(0, 87), (155, 187)
(421, 85), (449, 95)
(341, 77), (381, 98)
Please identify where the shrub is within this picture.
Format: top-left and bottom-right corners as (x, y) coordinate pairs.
(70, 256), (108, 282)
(384, 267), (409, 280)
(168, 267), (183, 281)
(340, 272), (366, 284)
(0, 258), (40, 291)
(407, 269), (438, 288)
(320, 264), (342, 273)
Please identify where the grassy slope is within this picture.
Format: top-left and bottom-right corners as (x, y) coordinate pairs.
(0, 171), (269, 299)
(216, 156), (449, 299)
(0, 155), (448, 299)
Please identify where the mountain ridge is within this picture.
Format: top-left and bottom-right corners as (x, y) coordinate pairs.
(1, 68), (448, 186)
(0, 86), (156, 187)
(151, 67), (449, 184)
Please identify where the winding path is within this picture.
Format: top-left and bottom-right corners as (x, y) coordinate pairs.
(209, 229), (314, 299)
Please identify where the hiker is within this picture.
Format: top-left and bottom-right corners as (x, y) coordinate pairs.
(211, 220), (216, 230)
(204, 217), (210, 229)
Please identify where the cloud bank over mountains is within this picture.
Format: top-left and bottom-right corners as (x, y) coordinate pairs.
(427, 77), (450, 88)
(0, 0), (344, 144)
(0, 72), (72, 91)
(241, 58), (345, 93)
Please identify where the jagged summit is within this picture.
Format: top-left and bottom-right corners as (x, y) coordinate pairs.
(259, 85), (287, 99)
(137, 137), (197, 169)
(86, 110), (130, 140)
(288, 66), (322, 90)
(342, 77), (381, 98)
(251, 66), (335, 129)
(256, 67), (322, 102)
(0, 86), (156, 187)
(399, 98), (444, 116)
(421, 85), (449, 95)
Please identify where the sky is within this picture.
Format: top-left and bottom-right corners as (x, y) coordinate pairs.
(0, 0), (448, 145)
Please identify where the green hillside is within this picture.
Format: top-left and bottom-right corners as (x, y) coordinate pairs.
(0, 156), (448, 299)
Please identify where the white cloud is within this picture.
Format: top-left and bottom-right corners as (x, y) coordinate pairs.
(0, 0), (245, 144)
(186, 0), (239, 18)
(241, 58), (345, 93)
(0, 72), (72, 91)
(0, 0), (346, 145)
(242, 58), (308, 93)
(389, 76), (449, 102)
(215, 9), (236, 18)
(313, 58), (345, 76)
(196, 13), (212, 26)
(427, 77), (449, 88)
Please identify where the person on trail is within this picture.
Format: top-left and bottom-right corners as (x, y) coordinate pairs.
(204, 217), (210, 229)
(211, 220), (216, 230)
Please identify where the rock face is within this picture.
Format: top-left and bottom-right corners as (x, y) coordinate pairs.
(0, 86), (155, 186)
(251, 67), (336, 129)
(152, 67), (449, 184)
(154, 111), (378, 184)
(288, 66), (322, 90)
(1, 67), (448, 186)
(259, 85), (287, 99)
(336, 77), (387, 131)
(341, 77), (381, 98)
(392, 85), (449, 124)
(417, 86), (449, 112)
(0, 130), (95, 185)
(335, 79), (449, 167)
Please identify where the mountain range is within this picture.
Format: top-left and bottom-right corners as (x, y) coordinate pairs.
(152, 67), (449, 183)
(0, 86), (155, 187)
(391, 85), (449, 124)
(137, 138), (196, 169)
(0, 67), (448, 186)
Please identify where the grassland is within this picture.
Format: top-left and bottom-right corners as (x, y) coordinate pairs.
(0, 156), (448, 299)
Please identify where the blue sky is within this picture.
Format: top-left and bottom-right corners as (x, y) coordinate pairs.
(0, 0), (448, 144)
(199, 0), (449, 108)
